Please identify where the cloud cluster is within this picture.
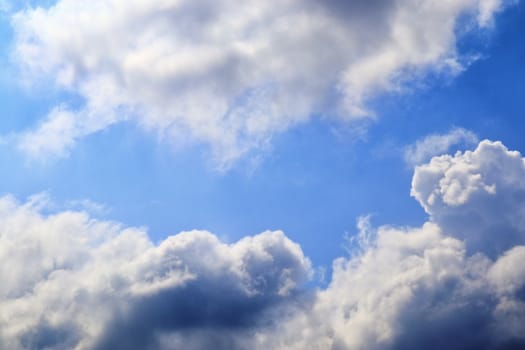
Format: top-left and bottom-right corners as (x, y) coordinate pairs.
(11, 0), (505, 165)
(266, 227), (525, 349)
(2, 140), (525, 349)
(0, 196), (311, 349)
(255, 140), (525, 349)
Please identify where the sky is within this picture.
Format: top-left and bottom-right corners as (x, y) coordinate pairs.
(1, 0), (525, 349)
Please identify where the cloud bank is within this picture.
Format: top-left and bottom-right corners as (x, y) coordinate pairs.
(1, 139), (525, 349)
(11, 0), (505, 166)
(0, 197), (311, 349)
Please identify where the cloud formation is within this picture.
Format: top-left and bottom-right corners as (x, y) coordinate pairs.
(404, 127), (479, 166)
(11, 0), (505, 165)
(0, 196), (311, 349)
(1, 139), (525, 349)
(256, 140), (525, 349)
(411, 140), (525, 257)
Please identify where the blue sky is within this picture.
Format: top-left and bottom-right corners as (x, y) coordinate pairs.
(1, 0), (524, 267)
(1, 1), (525, 349)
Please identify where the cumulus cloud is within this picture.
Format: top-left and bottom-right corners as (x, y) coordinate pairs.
(264, 223), (525, 349)
(0, 195), (311, 349)
(10, 0), (506, 166)
(404, 127), (479, 166)
(411, 140), (525, 257)
(254, 141), (525, 350)
(2, 140), (525, 349)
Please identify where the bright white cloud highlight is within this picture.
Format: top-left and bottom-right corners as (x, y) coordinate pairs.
(11, 0), (505, 166)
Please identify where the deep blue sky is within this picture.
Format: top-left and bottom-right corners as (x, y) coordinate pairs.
(0, 1), (524, 271)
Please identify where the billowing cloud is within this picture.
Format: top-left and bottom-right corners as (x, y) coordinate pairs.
(411, 140), (525, 257)
(257, 140), (525, 349)
(2, 140), (525, 349)
(263, 224), (525, 349)
(404, 127), (479, 166)
(10, 0), (505, 166)
(0, 195), (311, 349)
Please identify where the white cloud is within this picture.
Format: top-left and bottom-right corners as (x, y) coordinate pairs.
(267, 224), (525, 350)
(0, 195), (311, 349)
(10, 0), (506, 166)
(66, 199), (110, 216)
(256, 141), (525, 349)
(2, 140), (525, 349)
(411, 140), (525, 257)
(404, 127), (479, 166)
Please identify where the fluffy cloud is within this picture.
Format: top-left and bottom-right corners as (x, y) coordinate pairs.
(0, 195), (311, 349)
(411, 140), (525, 257)
(258, 140), (525, 349)
(265, 223), (525, 349)
(11, 0), (505, 166)
(2, 140), (525, 349)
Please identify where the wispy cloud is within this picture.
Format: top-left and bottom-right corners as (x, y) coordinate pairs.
(0, 0), (10, 13)
(404, 127), (479, 166)
(66, 199), (111, 216)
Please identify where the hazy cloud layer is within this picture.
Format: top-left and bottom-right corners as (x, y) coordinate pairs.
(1, 139), (525, 349)
(0, 1), (10, 13)
(11, 0), (505, 166)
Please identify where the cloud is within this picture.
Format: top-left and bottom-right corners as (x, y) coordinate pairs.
(0, 195), (311, 349)
(256, 141), (525, 349)
(10, 0), (506, 166)
(2, 140), (525, 349)
(404, 127), (479, 166)
(411, 140), (525, 257)
(65, 199), (110, 216)
(266, 223), (525, 349)
(15, 106), (83, 158)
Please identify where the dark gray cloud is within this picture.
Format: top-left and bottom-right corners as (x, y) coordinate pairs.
(94, 278), (296, 349)
(20, 320), (80, 350)
(315, 0), (394, 25)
